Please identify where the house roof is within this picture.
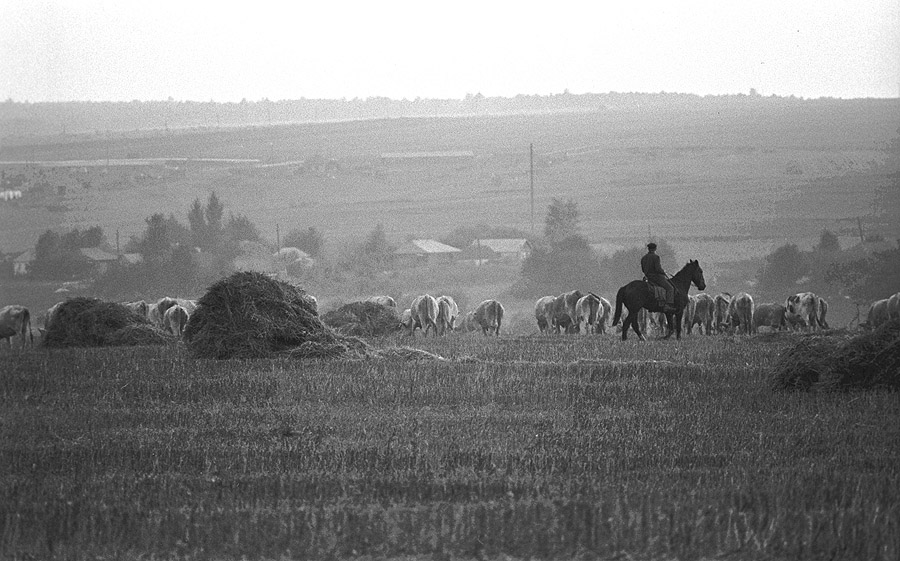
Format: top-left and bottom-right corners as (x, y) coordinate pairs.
(471, 238), (531, 254)
(13, 249), (35, 263)
(79, 247), (119, 262)
(394, 239), (462, 255)
(120, 253), (143, 265)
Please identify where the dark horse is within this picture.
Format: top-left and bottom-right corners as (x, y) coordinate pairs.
(612, 260), (706, 341)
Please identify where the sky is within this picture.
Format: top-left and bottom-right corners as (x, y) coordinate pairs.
(1, 0), (899, 102)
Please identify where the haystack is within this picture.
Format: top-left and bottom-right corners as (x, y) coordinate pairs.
(183, 271), (366, 359)
(771, 320), (900, 391)
(42, 297), (172, 348)
(321, 301), (401, 337)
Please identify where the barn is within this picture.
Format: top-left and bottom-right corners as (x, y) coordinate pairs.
(471, 239), (533, 261)
(394, 239), (461, 267)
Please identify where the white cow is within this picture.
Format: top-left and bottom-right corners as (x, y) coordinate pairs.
(435, 295), (460, 335)
(784, 292), (821, 331)
(866, 299), (891, 330)
(366, 295), (396, 308)
(163, 304), (190, 338)
(574, 293), (601, 334)
(0, 305), (34, 348)
(596, 296), (612, 335)
(534, 296), (556, 333)
(409, 295), (438, 337)
(886, 292), (900, 321)
(684, 293), (716, 335)
(726, 292), (754, 335)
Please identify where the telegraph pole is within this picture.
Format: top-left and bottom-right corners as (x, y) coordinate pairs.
(530, 143), (535, 235)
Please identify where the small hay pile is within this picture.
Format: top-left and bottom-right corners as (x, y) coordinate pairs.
(771, 320), (900, 391)
(183, 271), (367, 359)
(321, 301), (400, 337)
(42, 297), (172, 348)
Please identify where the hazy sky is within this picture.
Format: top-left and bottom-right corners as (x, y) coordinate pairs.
(2, 0), (898, 102)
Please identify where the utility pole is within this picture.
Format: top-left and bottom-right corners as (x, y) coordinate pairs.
(276, 224), (281, 253)
(530, 143), (535, 235)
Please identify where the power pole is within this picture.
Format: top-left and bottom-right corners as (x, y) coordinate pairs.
(529, 143), (535, 235)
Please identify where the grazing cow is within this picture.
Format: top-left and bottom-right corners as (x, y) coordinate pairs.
(149, 297), (177, 328)
(714, 293), (732, 333)
(575, 293), (601, 334)
(595, 296), (612, 334)
(816, 297), (830, 330)
(0, 305), (33, 349)
(784, 292), (821, 331)
(164, 304), (190, 338)
(684, 293), (716, 335)
(435, 295), (460, 335)
(752, 303), (787, 333)
(409, 295), (438, 337)
(399, 308), (414, 331)
(866, 299), (890, 329)
(473, 299), (504, 336)
(888, 292), (900, 321)
(39, 301), (64, 336)
(550, 290), (583, 334)
(458, 310), (478, 332)
(366, 295), (396, 308)
(122, 300), (149, 318)
(534, 296), (556, 332)
(726, 292), (754, 335)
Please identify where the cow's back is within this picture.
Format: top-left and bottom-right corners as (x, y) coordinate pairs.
(534, 296), (555, 332)
(752, 303), (786, 332)
(868, 299), (890, 328)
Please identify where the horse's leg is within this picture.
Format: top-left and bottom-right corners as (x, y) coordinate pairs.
(621, 312), (629, 341)
(674, 312), (682, 340)
(662, 313), (674, 339)
(631, 312), (646, 342)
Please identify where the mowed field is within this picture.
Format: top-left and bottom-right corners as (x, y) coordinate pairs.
(2, 100), (898, 262)
(2, 333), (898, 560)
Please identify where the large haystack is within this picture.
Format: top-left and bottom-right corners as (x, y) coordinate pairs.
(771, 320), (900, 391)
(183, 271), (364, 359)
(42, 297), (172, 348)
(321, 301), (401, 337)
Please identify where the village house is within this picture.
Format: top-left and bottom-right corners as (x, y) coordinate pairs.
(394, 239), (461, 267)
(470, 239), (533, 261)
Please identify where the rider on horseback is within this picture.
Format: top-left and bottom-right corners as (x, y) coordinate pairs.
(641, 242), (675, 312)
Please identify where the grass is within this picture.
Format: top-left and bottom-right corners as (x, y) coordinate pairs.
(1, 333), (898, 560)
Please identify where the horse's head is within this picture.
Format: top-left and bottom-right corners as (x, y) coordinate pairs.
(689, 259), (706, 291)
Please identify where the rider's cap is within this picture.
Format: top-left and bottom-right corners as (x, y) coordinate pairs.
(647, 242), (657, 250)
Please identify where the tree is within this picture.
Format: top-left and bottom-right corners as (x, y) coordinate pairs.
(284, 227), (325, 258)
(225, 213), (261, 243)
(360, 224), (395, 269)
(816, 229), (840, 254)
(544, 198), (579, 243)
(29, 229), (92, 280)
(826, 243), (900, 302)
(520, 234), (601, 296)
(187, 198), (206, 247)
(757, 243), (809, 292)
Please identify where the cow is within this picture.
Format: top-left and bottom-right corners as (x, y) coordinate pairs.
(684, 293), (716, 335)
(816, 297), (830, 330)
(163, 304), (190, 338)
(458, 310), (478, 332)
(366, 295), (396, 308)
(38, 301), (64, 337)
(150, 297), (198, 328)
(752, 303), (787, 333)
(714, 293), (732, 333)
(595, 296), (612, 334)
(888, 292), (900, 321)
(784, 292), (821, 331)
(435, 295), (460, 335)
(574, 293), (601, 334)
(0, 305), (33, 349)
(122, 300), (149, 318)
(399, 308), (414, 331)
(550, 290), (583, 334)
(473, 299), (504, 336)
(409, 294), (438, 337)
(534, 296), (556, 332)
(865, 299), (890, 330)
(726, 292), (754, 335)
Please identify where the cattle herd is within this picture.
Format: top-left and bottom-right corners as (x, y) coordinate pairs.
(2, 289), (899, 349)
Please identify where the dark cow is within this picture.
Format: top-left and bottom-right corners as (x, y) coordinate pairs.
(409, 294), (438, 337)
(550, 290), (583, 334)
(473, 299), (504, 336)
(726, 292), (754, 335)
(888, 292), (900, 321)
(752, 303), (787, 333)
(0, 305), (33, 349)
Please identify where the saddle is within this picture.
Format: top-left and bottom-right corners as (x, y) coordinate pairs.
(643, 278), (675, 311)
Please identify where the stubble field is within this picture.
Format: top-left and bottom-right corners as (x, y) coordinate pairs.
(2, 332), (898, 560)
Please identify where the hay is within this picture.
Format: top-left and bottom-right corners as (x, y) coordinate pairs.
(771, 320), (900, 391)
(321, 301), (401, 337)
(184, 271), (367, 359)
(42, 297), (171, 348)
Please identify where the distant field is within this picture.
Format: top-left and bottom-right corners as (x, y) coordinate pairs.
(1, 101), (898, 260)
(2, 335), (898, 560)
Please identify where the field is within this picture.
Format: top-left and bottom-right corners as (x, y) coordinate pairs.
(2, 333), (899, 560)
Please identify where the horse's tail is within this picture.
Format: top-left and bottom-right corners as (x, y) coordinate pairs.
(612, 286), (626, 326)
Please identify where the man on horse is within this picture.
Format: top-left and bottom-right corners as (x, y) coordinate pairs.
(641, 242), (675, 312)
